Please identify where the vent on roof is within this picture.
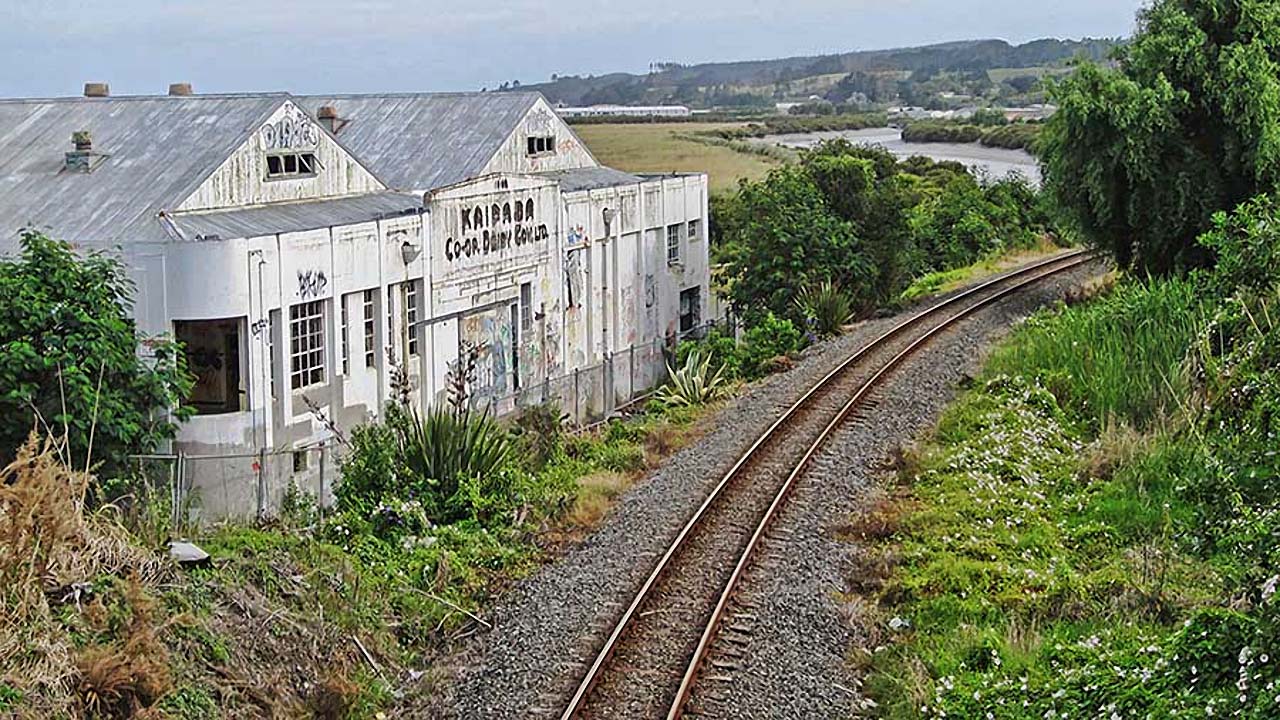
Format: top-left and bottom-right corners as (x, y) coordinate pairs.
(83, 82), (109, 98)
(316, 105), (346, 134)
(65, 131), (105, 173)
(168, 83), (193, 96)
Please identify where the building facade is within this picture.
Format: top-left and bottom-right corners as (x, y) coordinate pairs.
(0, 88), (710, 519)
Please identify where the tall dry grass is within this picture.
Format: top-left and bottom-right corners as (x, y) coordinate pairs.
(0, 434), (170, 717)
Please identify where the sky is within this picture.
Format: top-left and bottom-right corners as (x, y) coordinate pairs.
(0, 0), (1146, 97)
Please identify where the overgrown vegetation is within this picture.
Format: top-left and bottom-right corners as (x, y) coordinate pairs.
(698, 113), (888, 140)
(0, 231), (194, 476)
(902, 119), (1042, 151)
(1040, 0), (1280, 275)
(715, 140), (1057, 327)
(861, 191), (1280, 717)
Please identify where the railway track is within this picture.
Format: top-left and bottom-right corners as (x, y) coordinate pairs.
(556, 250), (1097, 720)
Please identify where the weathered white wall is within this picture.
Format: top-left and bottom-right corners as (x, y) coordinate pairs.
(177, 101), (385, 212)
(425, 174), (563, 408)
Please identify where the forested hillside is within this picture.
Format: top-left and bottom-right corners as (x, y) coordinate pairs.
(499, 38), (1118, 107)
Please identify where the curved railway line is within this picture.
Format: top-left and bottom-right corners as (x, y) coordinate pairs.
(556, 249), (1099, 720)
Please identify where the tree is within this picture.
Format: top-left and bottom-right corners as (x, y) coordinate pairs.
(0, 231), (193, 473)
(718, 165), (870, 324)
(1041, 0), (1280, 274)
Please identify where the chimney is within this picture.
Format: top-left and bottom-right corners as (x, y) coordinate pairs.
(317, 105), (344, 134)
(168, 82), (193, 96)
(83, 82), (110, 98)
(65, 131), (100, 173)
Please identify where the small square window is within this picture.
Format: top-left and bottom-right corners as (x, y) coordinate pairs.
(688, 219), (701, 241)
(292, 450), (308, 473)
(267, 155), (283, 176)
(283, 154), (298, 173)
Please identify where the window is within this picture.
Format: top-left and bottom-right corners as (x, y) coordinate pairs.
(289, 300), (326, 390)
(667, 224), (682, 265)
(266, 152), (318, 179)
(688, 219), (702, 242)
(175, 319), (243, 414)
(679, 287), (702, 333)
(406, 281), (420, 357)
(340, 296), (350, 375)
(520, 282), (533, 335)
(362, 290), (376, 368)
(526, 135), (556, 156)
(292, 450), (308, 473)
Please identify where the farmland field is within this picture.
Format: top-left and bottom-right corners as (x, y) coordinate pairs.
(573, 122), (781, 195)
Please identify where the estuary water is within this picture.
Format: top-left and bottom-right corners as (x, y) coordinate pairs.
(760, 127), (1042, 186)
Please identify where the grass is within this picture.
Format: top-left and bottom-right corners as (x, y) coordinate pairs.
(574, 122), (782, 194)
(898, 237), (1067, 303)
(859, 272), (1280, 718)
(984, 276), (1206, 430)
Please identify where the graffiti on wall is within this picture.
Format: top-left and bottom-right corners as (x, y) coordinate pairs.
(564, 247), (586, 309)
(261, 106), (320, 150)
(297, 269), (328, 300)
(445, 196), (548, 266)
(644, 273), (658, 337)
(460, 308), (513, 400)
(525, 107), (556, 134)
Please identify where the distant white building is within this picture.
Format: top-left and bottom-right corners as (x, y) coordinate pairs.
(0, 86), (710, 519)
(556, 104), (693, 119)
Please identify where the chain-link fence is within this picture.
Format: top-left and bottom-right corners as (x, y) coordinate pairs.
(129, 316), (736, 525)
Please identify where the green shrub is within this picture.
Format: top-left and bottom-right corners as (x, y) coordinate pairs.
(399, 406), (513, 520)
(511, 402), (569, 470)
(1199, 193), (1280, 294)
(676, 328), (741, 381)
(656, 351), (729, 408)
(794, 280), (855, 337)
(739, 313), (804, 378)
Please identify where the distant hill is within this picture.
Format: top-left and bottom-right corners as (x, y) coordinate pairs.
(498, 38), (1120, 109)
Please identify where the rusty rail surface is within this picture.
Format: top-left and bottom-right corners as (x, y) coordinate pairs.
(558, 249), (1097, 720)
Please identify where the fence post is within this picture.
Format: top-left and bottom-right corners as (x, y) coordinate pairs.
(256, 447), (267, 521)
(318, 440), (326, 516)
(169, 452), (180, 533)
(604, 352), (614, 417)
(573, 368), (581, 425)
(629, 344), (636, 401)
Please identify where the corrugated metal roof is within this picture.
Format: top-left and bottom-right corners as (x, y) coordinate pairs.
(538, 166), (644, 192)
(165, 191), (422, 241)
(297, 93), (541, 191)
(0, 94), (288, 250)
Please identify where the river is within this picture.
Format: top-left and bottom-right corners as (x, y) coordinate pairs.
(760, 127), (1042, 186)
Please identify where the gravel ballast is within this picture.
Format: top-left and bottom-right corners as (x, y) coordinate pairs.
(423, 258), (1107, 719)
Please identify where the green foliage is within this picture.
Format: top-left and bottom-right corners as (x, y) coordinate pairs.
(0, 230), (194, 475)
(656, 351), (728, 408)
(902, 120), (1042, 151)
(869, 215), (1280, 716)
(1041, 0), (1280, 274)
(1198, 193), (1280, 294)
(510, 403), (569, 471)
(739, 313), (804, 378)
(717, 163), (871, 324)
(985, 276), (1205, 430)
(676, 328), (741, 381)
(716, 139), (1052, 330)
(400, 407), (512, 514)
(794, 280), (855, 337)
(336, 404), (515, 524)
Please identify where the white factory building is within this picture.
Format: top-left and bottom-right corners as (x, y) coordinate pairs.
(0, 87), (710, 519)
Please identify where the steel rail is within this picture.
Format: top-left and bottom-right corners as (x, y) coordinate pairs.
(664, 251), (1097, 719)
(558, 249), (1094, 720)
